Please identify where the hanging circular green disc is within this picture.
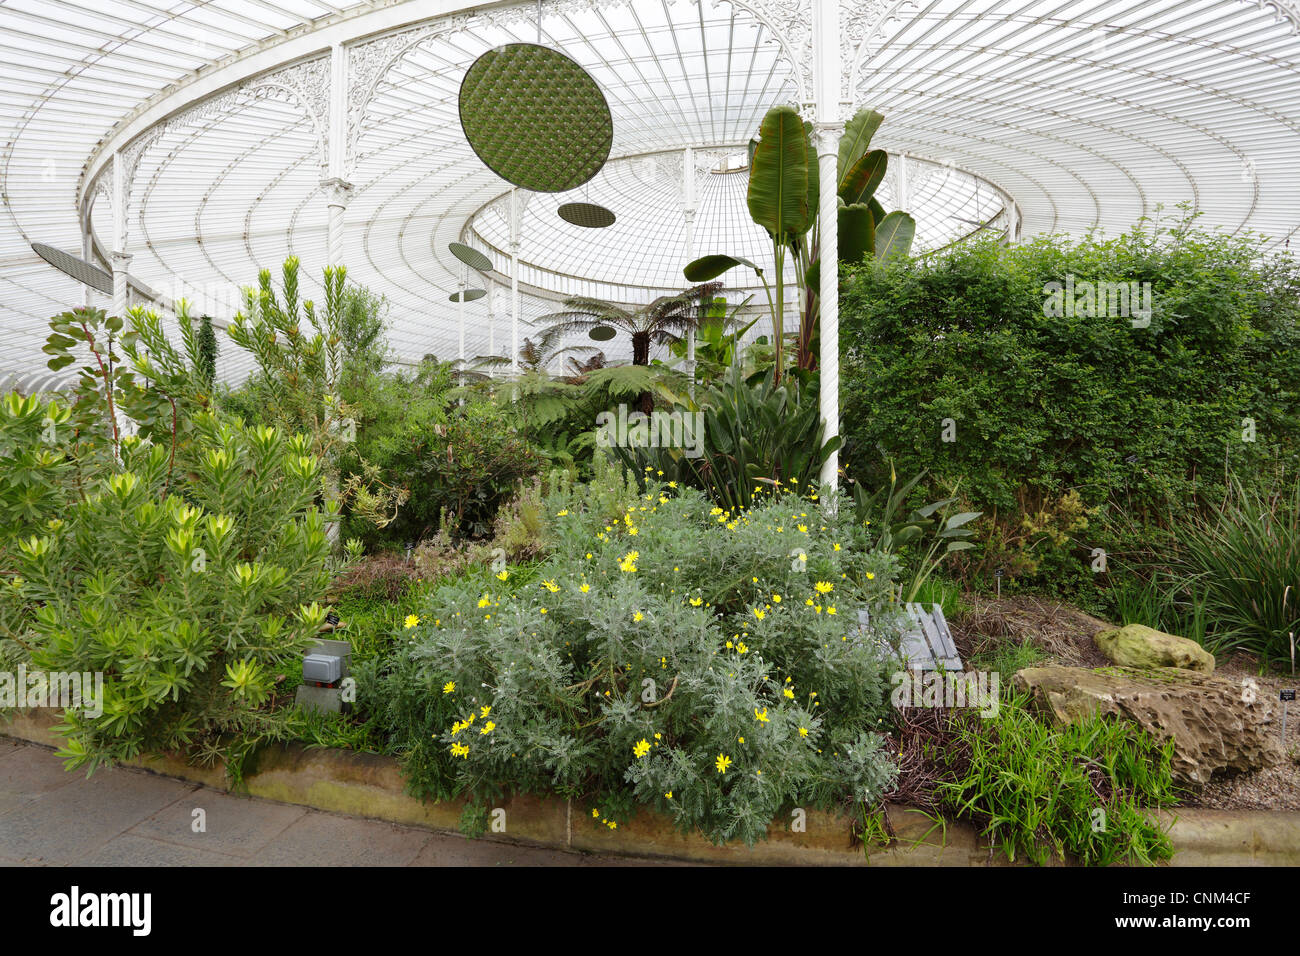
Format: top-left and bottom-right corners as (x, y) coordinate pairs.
(558, 202), (616, 228)
(449, 288), (487, 302)
(589, 325), (616, 341)
(449, 242), (494, 273)
(31, 242), (112, 294)
(459, 43), (613, 193)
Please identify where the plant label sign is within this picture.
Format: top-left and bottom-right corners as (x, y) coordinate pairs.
(1281, 690), (1295, 701)
(326, 611), (341, 627)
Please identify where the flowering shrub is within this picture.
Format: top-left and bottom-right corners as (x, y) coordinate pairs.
(368, 473), (901, 845)
(0, 398), (340, 780)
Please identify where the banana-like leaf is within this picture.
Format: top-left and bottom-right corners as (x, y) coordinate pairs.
(803, 118), (820, 231)
(839, 149), (888, 206)
(869, 196), (887, 227)
(893, 526), (923, 545)
(839, 203), (876, 267)
(875, 211), (917, 260)
(837, 109), (885, 187)
(803, 203), (877, 292)
(747, 106), (812, 240)
(914, 497), (958, 519)
(684, 254), (764, 283)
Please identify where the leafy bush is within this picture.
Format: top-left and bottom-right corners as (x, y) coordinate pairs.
(933, 696), (1180, 865)
(356, 395), (542, 543)
(840, 213), (1300, 596)
(365, 479), (900, 845)
(0, 397), (339, 779)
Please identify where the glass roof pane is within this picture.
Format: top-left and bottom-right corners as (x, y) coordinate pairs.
(0, 0), (1297, 377)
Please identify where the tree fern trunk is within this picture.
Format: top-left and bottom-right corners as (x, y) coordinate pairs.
(631, 332), (653, 414)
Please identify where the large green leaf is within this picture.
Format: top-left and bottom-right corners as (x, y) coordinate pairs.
(838, 203), (876, 267)
(837, 109), (884, 187)
(839, 149), (888, 206)
(803, 203), (876, 291)
(747, 106), (812, 240)
(684, 254), (764, 283)
(875, 211), (916, 260)
(803, 119), (820, 233)
(868, 196), (887, 227)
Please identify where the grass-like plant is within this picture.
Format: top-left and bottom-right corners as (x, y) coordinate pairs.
(932, 695), (1180, 865)
(1110, 570), (1210, 648)
(1165, 476), (1300, 666)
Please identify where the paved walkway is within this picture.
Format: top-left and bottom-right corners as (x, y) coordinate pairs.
(0, 738), (682, 866)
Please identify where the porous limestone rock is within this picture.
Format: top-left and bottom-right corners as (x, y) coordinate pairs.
(1012, 664), (1282, 785)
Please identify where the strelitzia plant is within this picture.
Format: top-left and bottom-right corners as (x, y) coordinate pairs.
(685, 107), (916, 380)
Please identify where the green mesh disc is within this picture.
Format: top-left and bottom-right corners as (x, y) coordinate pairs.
(459, 43), (613, 193)
(31, 242), (112, 293)
(449, 242), (494, 273)
(558, 202), (616, 228)
(449, 288), (487, 303)
(589, 325), (616, 341)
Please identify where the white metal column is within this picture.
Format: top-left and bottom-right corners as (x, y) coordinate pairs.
(110, 151), (132, 317)
(509, 188), (520, 383)
(81, 214), (94, 310)
(813, 0), (842, 497)
(486, 279), (496, 367)
(457, 266), (466, 369)
(683, 145), (697, 398)
(323, 42), (353, 268)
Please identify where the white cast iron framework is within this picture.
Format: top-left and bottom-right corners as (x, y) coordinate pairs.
(2, 0), (1300, 475)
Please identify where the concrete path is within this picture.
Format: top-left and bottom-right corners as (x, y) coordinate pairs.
(0, 739), (684, 867)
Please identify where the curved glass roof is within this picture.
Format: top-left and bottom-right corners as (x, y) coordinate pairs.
(2, 0), (1299, 380)
(463, 149), (1013, 303)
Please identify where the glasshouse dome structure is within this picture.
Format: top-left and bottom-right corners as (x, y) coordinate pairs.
(2, 0), (1299, 384)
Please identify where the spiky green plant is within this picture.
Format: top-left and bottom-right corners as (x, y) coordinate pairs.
(1167, 475), (1300, 664)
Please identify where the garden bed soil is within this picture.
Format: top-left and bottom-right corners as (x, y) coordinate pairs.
(951, 594), (1300, 811)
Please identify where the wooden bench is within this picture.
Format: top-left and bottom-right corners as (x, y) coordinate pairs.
(856, 603), (963, 671)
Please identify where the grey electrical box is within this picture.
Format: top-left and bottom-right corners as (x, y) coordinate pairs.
(296, 637), (354, 715)
(302, 653), (342, 685)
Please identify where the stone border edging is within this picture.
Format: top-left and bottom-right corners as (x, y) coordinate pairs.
(5, 710), (1296, 865)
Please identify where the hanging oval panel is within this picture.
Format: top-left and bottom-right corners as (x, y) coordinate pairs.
(449, 288), (488, 302)
(588, 325), (616, 341)
(459, 43), (613, 193)
(558, 202), (616, 229)
(448, 241), (494, 273)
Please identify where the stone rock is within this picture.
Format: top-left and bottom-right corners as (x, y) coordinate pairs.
(1012, 664), (1283, 785)
(1094, 623), (1215, 673)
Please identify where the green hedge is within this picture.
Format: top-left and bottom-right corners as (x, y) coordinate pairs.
(840, 215), (1300, 537)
